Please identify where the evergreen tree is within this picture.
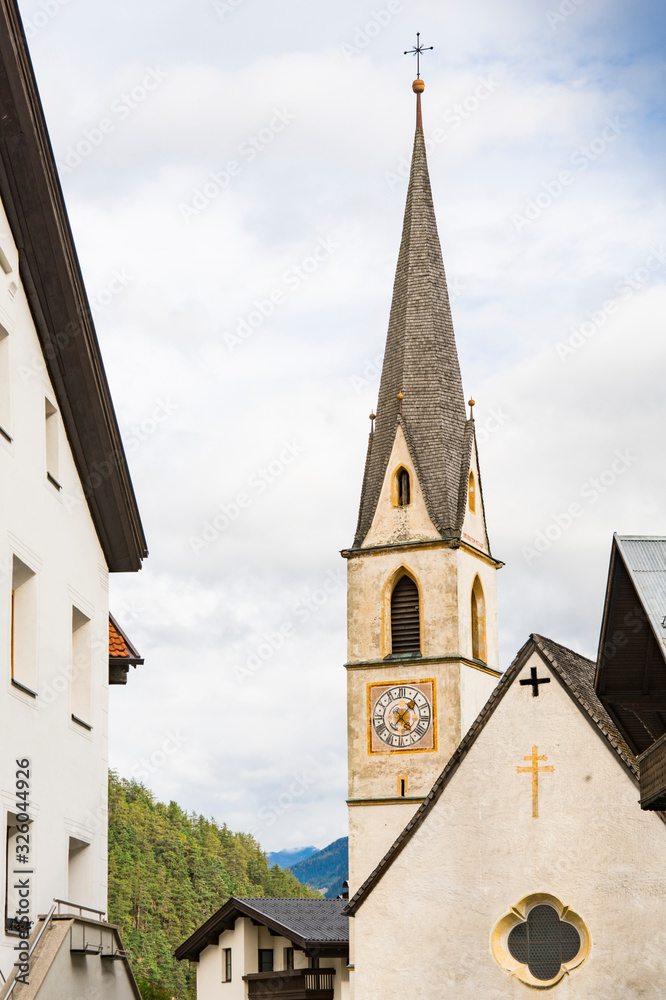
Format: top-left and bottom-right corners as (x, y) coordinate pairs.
(108, 771), (320, 999)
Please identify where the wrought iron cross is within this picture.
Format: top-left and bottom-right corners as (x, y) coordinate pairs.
(404, 32), (433, 79)
(520, 666), (551, 697)
(517, 746), (554, 818)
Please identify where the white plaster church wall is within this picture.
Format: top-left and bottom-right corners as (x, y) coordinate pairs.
(351, 648), (666, 999)
(348, 799), (422, 895)
(0, 191), (111, 976)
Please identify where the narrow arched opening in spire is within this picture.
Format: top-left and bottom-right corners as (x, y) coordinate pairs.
(394, 467), (411, 507)
(391, 574), (421, 656)
(468, 471), (476, 513)
(471, 576), (487, 663)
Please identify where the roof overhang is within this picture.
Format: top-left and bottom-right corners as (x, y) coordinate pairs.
(595, 534), (666, 756)
(0, 0), (147, 572)
(175, 897), (348, 963)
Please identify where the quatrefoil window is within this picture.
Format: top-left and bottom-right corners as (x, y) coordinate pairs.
(491, 892), (591, 990)
(508, 904), (581, 982)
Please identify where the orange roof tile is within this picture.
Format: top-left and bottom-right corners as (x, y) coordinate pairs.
(108, 614), (143, 664)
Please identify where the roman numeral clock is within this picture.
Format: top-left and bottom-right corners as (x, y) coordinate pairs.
(368, 680), (436, 753)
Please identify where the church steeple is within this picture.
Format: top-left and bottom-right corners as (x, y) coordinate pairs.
(343, 71), (502, 895)
(353, 79), (468, 548)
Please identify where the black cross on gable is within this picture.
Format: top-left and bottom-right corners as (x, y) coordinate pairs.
(520, 666), (551, 697)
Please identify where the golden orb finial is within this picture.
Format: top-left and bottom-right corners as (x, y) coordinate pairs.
(412, 78), (425, 94)
(468, 397), (475, 419)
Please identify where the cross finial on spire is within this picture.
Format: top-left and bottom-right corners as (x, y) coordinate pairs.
(404, 32), (433, 79)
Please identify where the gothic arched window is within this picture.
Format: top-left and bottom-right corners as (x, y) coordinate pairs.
(471, 576), (486, 663)
(391, 575), (420, 655)
(395, 467), (411, 507)
(468, 471), (476, 513)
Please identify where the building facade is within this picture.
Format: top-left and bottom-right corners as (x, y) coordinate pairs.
(0, 0), (146, 988)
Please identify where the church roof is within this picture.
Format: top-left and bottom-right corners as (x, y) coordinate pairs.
(346, 633), (641, 915)
(595, 534), (666, 755)
(352, 89), (470, 548)
(175, 897), (349, 961)
(0, 0), (147, 571)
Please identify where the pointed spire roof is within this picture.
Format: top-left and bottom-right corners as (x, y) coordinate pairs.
(353, 81), (468, 548)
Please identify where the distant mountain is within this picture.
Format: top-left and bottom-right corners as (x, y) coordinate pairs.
(289, 837), (349, 899)
(267, 846), (319, 868)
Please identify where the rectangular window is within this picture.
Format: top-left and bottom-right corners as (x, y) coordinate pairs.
(397, 775), (408, 796)
(71, 607), (92, 727)
(222, 947), (232, 982)
(45, 397), (60, 488)
(68, 836), (91, 906)
(11, 556), (37, 694)
(283, 947), (294, 970)
(0, 325), (10, 441)
(258, 949), (274, 973)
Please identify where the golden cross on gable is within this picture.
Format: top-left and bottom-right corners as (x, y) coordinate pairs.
(516, 745), (554, 818)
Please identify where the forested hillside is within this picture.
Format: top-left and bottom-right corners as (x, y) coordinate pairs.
(108, 772), (320, 999)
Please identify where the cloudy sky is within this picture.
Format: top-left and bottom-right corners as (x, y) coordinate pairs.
(18, 0), (666, 851)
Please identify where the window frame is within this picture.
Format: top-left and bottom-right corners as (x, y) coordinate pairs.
(222, 947), (232, 982)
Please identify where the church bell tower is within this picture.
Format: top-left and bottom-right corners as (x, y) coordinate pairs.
(343, 75), (503, 892)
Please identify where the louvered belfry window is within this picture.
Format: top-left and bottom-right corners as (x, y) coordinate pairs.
(391, 575), (420, 655)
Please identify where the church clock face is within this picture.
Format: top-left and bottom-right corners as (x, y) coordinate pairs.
(368, 679), (436, 753)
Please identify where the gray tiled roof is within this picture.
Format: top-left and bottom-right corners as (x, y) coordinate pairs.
(347, 633), (641, 915)
(239, 898), (348, 943)
(175, 897), (349, 961)
(353, 118), (468, 548)
(615, 535), (666, 651)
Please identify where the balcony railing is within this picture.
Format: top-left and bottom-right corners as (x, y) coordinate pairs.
(243, 967), (336, 1000)
(638, 732), (666, 809)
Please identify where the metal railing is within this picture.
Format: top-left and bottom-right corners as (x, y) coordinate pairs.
(3, 902), (57, 998)
(53, 898), (106, 920)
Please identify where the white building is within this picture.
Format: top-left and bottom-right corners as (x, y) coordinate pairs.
(0, 0), (146, 993)
(176, 897), (349, 1000)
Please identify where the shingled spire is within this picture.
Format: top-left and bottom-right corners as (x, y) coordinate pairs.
(353, 79), (468, 548)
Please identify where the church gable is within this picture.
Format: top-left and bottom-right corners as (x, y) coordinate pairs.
(348, 636), (666, 995)
(361, 423), (440, 548)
